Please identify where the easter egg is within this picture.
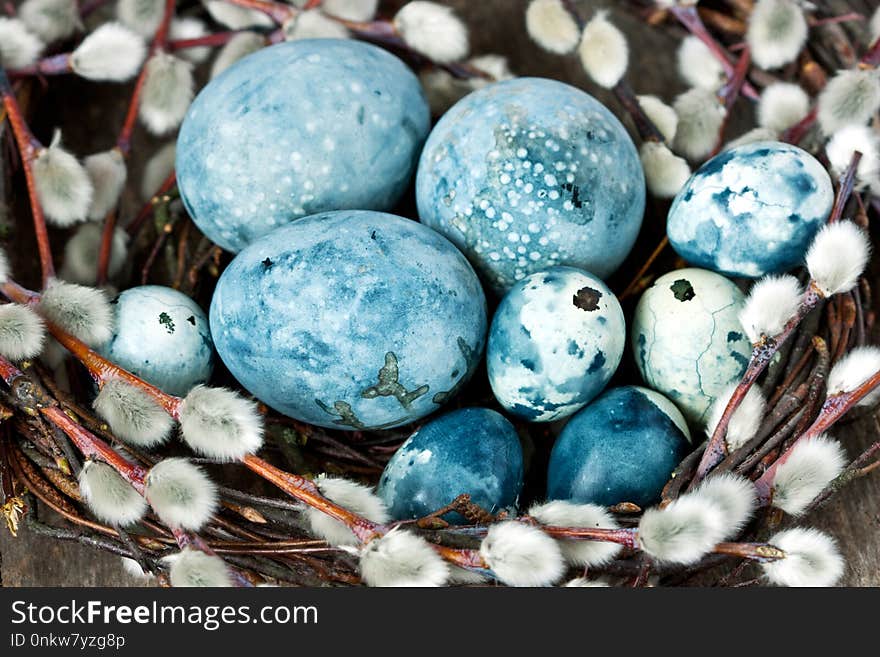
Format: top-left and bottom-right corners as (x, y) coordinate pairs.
(377, 408), (523, 521)
(209, 210), (487, 430)
(667, 141), (833, 278)
(632, 268), (751, 425)
(547, 386), (691, 507)
(415, 77), (645, 294)
(101, 285), (213, 396)
(487, 266), (625, 422)
(176, 39), (430, 253)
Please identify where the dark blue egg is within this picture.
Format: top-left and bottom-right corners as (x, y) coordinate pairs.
(377, 408), (523, 521)
(667, 141), (833, 278)
(209, 210), (487, 430)
(176, 39), (429, 252)
(416, 77), (645, 294)
(547, 386), (692, 507)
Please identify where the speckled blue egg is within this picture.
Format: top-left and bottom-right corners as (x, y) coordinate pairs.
(547, 386), (691, 507)
(176, 39), (430, 253)
(209, 210), (487, 430)
(416, 77), (645, 294)
(377, 407), (523, 521)
(667, 141), (833, 278)
(100, 286), (213, 396)
(487, 266), (625, 422)
(632, 268), (751, 426)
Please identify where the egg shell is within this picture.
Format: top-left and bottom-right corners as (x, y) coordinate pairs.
(487, 266), (625, 422)
(667, 141), (834, 278)
(416, 77), (645, 294)
(176, 39), (430, 253)
(100, 285), (214, 396)
(547, 386), (691, 507)
(632, 268), (751, 425)
(209, 210), (488, 430)
(377, 407), (523, 522)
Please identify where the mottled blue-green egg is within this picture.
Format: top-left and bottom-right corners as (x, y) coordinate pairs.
(377, 408), (523, 521)
(547, 386), (691, 507)
(209, 211), (487, 430)
(487, 266), (624, 422)
(176, 39), (430, 252)
(632, 268), (751, 426)
(416, 77), (645, 294)
(667, 141), (833, 278)
(100, 286), (213, 396)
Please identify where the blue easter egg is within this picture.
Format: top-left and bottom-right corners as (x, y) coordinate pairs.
(209, 210), (488, 430)
(547, 386), (691, 507)
(667, 141), (833, 278)
(101, 285), (213, 396)
(632, 268), (751, 425)
(176, 39), (430, 253)
(377, 407), (523, 521)
(416, 77), (645, 294)
(487, 266), (625, 422)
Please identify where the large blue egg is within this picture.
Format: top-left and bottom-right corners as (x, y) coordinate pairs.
(209, 211), (487, 430)
(547, 386), (691, 507)
(416, 77), (645, 294)
(487, 266), (625, 422)
(377, 407), (523, 521)
(101, 286), (214, 396)
(632, 268), (751, 426)
(176, 39), (430, 253)
(667, 141), (833, 278)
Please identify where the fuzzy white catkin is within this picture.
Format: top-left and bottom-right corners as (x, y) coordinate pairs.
(826, 346), (880, 406)
(37, 278), (115, 347)
(120, 557), (154, 580)
(677, 36), (724, 90)
(203, 1), (274, 30)
(817, 69), (880, 136)
(84, 150), (127, 220)
(61, 222), (129, 285)
(689, 474), (756, 538)
(637, 95), (678, 143)
(32, 131), (93, 228)
(393, 1), (469, 64)
(805, 221), (871, 298)
(479, 521), (565, 587)
(117, 0), (165, 39)
(762, 528), (844, 587)
(19, 0), (80, 44)
(565, 577), (609, 587)
(305, 476), (390, 547)
(211, 31), (265, 79)
(138, 53), (194, 135)
(141, 142), (176, 200)
(93, 379), (175, 448)
(577, 11), (628, 89)
(529, 501), (622, 567)
(826, 125), (880, 191)
(771, 434), (846, 516)
(359, 529), (450, 587)
(78, 460), (148, 526)
(0, 249), (10, 285)
(178, 385), (264, 461)
(746, 0), (808, 70)
(637, 496), (725, 564)
(757, 83), (810, 132)
(168, 548), (234, 587)
(145, 458), (218, 531)
(705, 384), (766, 452)
(170, 18), (212, 64)
(283, 10), (350, 41)
(0, 303), (46, 360)
(738, 274), (803, 344)
(640, 142), (691, 199)
(322, 0), (378, 22)
(672, 88), (726, 160)
(420, 54), (513, 115)
(0, 18), (44, 69)
(71, 22), (146, 82)
(872, 6), (880, 45)
(525, 0), (580, 55)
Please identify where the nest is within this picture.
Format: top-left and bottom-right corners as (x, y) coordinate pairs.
(1, 0), (879, 587)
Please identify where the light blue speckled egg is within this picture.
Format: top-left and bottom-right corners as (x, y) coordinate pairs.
(487, 266), (625, 422)
(547, 386), (691, 507)
(377, 407), (523, 522)
(100, 286), (213, 396)
(416, 77), (645, 294)
(667, 141), (833, 278)
(176, 39), (430, 253)
(632, 268), (751, 426)
(209, 211), (487, 430)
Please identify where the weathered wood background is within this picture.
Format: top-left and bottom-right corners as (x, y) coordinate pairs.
(1, 0), (878, 586)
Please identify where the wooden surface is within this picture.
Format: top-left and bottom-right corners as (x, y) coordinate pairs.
(2, 0), (879, 586)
